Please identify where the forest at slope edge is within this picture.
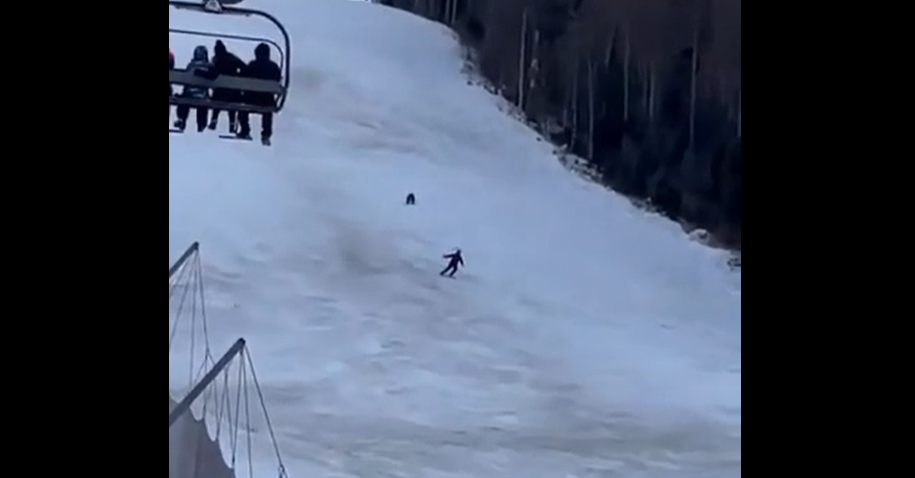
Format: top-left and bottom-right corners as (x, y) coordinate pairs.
(377, 0), (741, 251)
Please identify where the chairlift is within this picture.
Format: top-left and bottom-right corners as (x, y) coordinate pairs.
(168, 0), (291, 115)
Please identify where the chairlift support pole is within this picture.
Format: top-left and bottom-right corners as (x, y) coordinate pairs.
(169, 242), (200, 280)
(169, 338), (247, 428)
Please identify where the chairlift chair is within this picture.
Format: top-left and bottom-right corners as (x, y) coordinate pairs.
(168, 0), (291, 116)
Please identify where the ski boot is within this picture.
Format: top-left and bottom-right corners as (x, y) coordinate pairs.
(173, 119), (186, 132)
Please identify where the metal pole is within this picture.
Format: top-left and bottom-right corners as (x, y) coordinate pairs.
(169, 242), (200, 280)
(169, 338), (247, 428)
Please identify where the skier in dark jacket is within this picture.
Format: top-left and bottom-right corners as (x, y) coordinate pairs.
(208, 40), (247, 133)
(440, 249), (464, 277)
(236, 43), (282, 145)
(174, 46), (213, 133)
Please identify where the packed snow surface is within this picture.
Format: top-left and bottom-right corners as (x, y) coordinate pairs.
(169, 0), (741, 476)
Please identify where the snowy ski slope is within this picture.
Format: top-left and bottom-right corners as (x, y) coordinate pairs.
(169, 0), (741, 476)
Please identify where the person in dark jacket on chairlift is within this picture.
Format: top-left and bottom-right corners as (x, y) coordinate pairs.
(236, 43), (282, 146)
(208, 40), (246, 133)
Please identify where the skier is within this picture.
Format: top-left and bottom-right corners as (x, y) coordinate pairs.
(174, 46), (214, 133)
(440, 249), (464, 278)
(236, 43), (282, 146)
(405, 193), (416, 205)
(208, 40), (247, 133)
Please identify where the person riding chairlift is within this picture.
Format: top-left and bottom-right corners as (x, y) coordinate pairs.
(174, 46), (215, 133)
(208, 40), (246, 134)
(235, 43), (282, 146)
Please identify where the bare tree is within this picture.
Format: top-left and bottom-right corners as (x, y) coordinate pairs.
(623, 26), (631, 123)
(688, 26), (700, 153)
(737, 88), (741, 138)
(518, 6), (530, 110)
(586, 57), (595, 160)
(385, 0), (742, 248)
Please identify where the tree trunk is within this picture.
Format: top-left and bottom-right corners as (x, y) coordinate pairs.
(737, 88), (742, 138)
(600, 28), (617, 118)
(647, 63), (656, 122)
(603, 26), (618, 68)
(688, 26), (700, 153)
(448, 0), (458, 25)
(571, 58), (580, 150)
(587, 58), (595, 161)
(623, 27), (631, 123)
(518, 8), (529, 111)
(641, 63), (648, 119)
(529, 29), (540, 115)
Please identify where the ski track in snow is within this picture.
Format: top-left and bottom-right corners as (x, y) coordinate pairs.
(169, 1), (741, 477)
